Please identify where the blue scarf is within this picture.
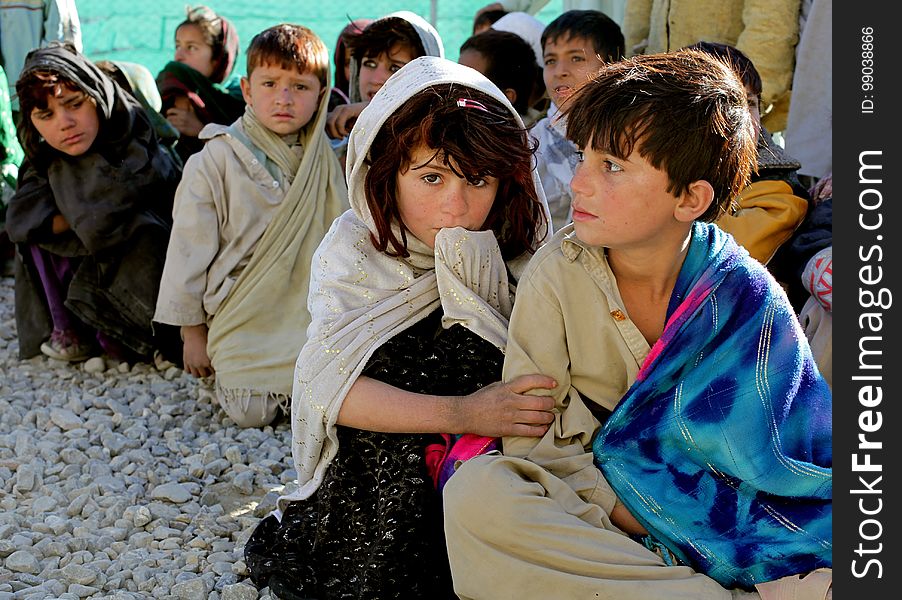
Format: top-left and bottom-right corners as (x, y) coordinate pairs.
(593, 222), (832, 588)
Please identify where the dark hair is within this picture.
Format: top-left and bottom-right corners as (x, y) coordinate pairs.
(541, 10), (624, 62)
(365, 84), (545, 259)
(16, 43), (95, 155)
(459, 30), (542, 114)
(245, 24), (329, 89)
(473, 9), (508, 34)
(176, 5), (238, 83)
(683, 41), (763, 99)
(334, 19), (371, 94)
(349, 17), (426, 61)
(565, 51), (756, 222)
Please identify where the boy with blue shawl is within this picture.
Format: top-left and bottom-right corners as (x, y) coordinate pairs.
(443, 51), (832, 600)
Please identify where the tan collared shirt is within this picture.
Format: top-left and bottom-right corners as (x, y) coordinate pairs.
(502, 225), (650, 513)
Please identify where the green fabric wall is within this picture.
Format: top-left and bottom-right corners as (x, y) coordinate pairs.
(78, 0), (564, 79)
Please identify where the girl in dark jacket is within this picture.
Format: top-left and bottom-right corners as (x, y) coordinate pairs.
(5, 43), (181, 363)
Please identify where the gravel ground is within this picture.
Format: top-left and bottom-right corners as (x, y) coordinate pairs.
(0, 274), (295, 599)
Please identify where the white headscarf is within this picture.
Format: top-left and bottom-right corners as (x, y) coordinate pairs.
(280, 57), (551, 510)
(348, 10), (445, 103)
(491, 11), (546, 68)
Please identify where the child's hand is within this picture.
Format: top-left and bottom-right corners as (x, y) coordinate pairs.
(181, 324), (214, 378)
(166, 101), (205, 137)
(459, 374), (556, 437)
(611, 501), (648, 536)
(51, 214), (70, 234)
(326, 102), (367, 139)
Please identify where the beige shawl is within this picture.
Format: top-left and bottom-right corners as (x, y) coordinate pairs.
(280, 56), (552, 509)
(206, 83), (349, 406)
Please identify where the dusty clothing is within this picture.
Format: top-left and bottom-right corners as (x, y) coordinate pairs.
(533, 104), (579, 231)
(155, 91), (349, 420)
(444, 222), (831, 596)
(623, 0), (800, 130)
(6, 46), (179, 358)
(153, 120), (295, 326)
(281, 56), (551, 508)
(251, 57), (551, 599)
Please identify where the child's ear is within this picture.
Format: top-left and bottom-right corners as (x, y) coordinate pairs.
(674, 180), (714, 222)
(503, 88), (518, 107)
(239, 76), (252, 104)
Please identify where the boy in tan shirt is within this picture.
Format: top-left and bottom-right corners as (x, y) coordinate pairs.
(443, 51), (832, 600)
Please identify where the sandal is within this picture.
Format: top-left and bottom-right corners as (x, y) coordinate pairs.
(755, 568), (832, 600)
(40, 329), (93, 362)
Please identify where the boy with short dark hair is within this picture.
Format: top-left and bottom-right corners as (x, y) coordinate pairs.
(459, 29), (543, 124)
(154, 24), (348, 427)
(534, 9), (624, 230)
(444, 50), (832, 600)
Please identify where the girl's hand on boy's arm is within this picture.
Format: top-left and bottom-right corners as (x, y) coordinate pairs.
(336, 374), (555, 436)
(326, 102), (368, 139)
(457, 374), (557, 437)
(181, 324), (214, 378)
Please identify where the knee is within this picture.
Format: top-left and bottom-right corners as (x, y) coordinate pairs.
(217, 392), (281, 428)
(444, 455), (519, 530)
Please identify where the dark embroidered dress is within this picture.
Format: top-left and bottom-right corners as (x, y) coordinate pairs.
(245, 309), (503, 599)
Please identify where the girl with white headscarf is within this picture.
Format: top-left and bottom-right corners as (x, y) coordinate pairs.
(245, 56), (554, 598)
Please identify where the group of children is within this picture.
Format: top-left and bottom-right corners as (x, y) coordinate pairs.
(2, 3), (831, 600)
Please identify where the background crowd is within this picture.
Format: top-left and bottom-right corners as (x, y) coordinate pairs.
(0, 1), (831, 599)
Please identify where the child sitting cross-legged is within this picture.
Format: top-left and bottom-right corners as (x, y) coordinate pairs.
(443, 50), (832, 600)
(154, 24), (348, 428)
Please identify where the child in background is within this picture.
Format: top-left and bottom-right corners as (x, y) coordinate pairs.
(153, 24), (348, 428)
(156, 5), (245, 163)
(327, 18), (372, 111)
(459, 29), (544, 126)
(245, 56), (554, 599)
(686, 41), (809, 266)
(534, 9), (623, 231)
(325, 11), (443, 143)
(472, 7), (507, 34)
(5, 43), (181, 364)
(444, 51), (831, 600)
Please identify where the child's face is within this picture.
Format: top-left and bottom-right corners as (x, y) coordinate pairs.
(569, 143), (687, 249)
(175, 24), (216, 78)
(30, 86), (100, 157)
(358, 42), (417, 100)
(240, 64), (322, 136)
(543, 35), (607, 107)
(395, 144), (498, 249)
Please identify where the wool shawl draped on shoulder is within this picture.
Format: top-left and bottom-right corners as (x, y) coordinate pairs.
(205, 90), (349, 404)
(279, 56), (551, 510)
(593, 222), (832, 588)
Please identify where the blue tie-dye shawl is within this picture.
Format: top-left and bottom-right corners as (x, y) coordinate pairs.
(593, 222), (832, 589)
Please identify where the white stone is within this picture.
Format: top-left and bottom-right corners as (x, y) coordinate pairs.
(4, 549), (40, 574)
(62, 563), (98, 585)
(172, 577), (209, 599)
(150, 482), (193, 504)
(83, 357), (106, 374)
(132, 505), (152, 527)
(49, 408), (84, 431)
